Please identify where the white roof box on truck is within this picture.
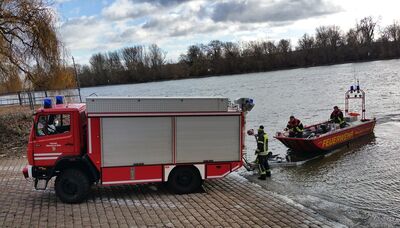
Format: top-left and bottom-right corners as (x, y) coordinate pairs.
(86, 97), (229, 113)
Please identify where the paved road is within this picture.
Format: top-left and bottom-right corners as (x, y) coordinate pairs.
(0, 157), (343, 227)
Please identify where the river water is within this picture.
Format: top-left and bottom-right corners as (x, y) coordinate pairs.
(81, 59), (400, 226)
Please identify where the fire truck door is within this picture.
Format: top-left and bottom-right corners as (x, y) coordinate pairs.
(33, 113), (75, 163)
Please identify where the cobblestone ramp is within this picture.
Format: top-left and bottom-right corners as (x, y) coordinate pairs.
(0, 158), (341, 228)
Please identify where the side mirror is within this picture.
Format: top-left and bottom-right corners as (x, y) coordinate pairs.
(247, 129), (254, 136)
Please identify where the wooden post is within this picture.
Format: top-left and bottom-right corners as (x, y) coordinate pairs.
(17, 92), (22, 106)
(28, 92), (34, 110)
(32, 91), (37, 107)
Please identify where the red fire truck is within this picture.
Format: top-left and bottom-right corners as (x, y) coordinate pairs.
(22, 96), (254, 203)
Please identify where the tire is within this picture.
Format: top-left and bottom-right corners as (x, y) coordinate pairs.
(55, 169), (90, 204)
(168, 166), (202, 194)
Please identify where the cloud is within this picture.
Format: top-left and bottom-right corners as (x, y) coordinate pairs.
(101, 0), (194, 21)
(170, 22), (223, 37)
(132, 0), (342, 38)
(55, 0), (72, 3)
(59, 0), (345, 63)
(208, 0), (342, 24)
(136, 0), (192, 7)
(101, 0), (157, 20)
(60, 16), (112, 51)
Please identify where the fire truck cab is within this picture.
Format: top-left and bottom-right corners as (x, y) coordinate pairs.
(23, 96), (254, 203)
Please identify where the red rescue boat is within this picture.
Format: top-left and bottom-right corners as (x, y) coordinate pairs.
(275, 83), (376, 156)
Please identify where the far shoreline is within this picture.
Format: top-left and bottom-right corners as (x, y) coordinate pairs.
(76, 58), (400, 90)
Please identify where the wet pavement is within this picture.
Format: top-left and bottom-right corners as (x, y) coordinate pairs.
(0, 157), (343, 227)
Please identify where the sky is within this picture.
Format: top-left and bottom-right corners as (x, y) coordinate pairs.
(55, 0), (400, 64)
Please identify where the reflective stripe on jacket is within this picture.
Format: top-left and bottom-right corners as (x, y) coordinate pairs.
(257, 133), (268, 156)
(287, 118), (304, 133)
(330, 110), (345, 124)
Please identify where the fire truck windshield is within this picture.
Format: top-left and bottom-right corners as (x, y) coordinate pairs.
(36, 114), (71, 136)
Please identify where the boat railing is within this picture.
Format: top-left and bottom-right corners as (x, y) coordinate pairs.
(345, 83), (366, 120)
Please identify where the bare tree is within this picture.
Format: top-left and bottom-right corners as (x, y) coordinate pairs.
(180, 44), (208, 76)
(147, 44), (166, 70)
(207, 40), (223, 59)
(76, 64), (94, 86)
(357, 16), (378, 46)
(346, 28), (361, 46)
(277, 39), (291, 53)
(297, 33), (315, 50)
(121, 46), (145, 71)
(265, 41), (277, 54)
(89, 53), (108, 84)
(316, 26), (330, 48)
(180, 45), (203, 66)
(381, 21), (400, 42)
(0, 0), (63, 88)
(222, 41), (240, 73)
(315, 26), (343, 49)
(328, 26), (343, 48)
(106, 51), (123, 72)
(222, 42), (240, 59)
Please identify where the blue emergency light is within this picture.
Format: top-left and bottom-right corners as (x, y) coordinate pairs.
(56, 95), (64, 104)
(43, 98), (52, 108)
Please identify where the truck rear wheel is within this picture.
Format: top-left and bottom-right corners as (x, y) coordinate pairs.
(168, 166), (202, 194)
(55, 169), (90, 203)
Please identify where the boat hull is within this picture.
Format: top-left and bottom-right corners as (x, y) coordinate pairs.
(275, 119), (376, 155)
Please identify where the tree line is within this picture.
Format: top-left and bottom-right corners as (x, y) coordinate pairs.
(77, 16), (400, 87)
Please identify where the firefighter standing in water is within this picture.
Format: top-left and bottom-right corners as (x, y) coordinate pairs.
(286, 115), (304, 137)
(330, 106), (346, 128)
(255, 125), (271, 180)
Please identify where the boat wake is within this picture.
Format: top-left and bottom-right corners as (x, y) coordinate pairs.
(375, 113), (400, 124)
(374, 121), (400, 141)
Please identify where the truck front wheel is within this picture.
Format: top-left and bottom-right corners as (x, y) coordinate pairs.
(55, 169), (90, 203)
(168, 166), (202, 194)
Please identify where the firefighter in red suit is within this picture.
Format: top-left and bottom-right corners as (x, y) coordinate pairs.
(330, 106), (346, 128)
(286, 116), (304, 137)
